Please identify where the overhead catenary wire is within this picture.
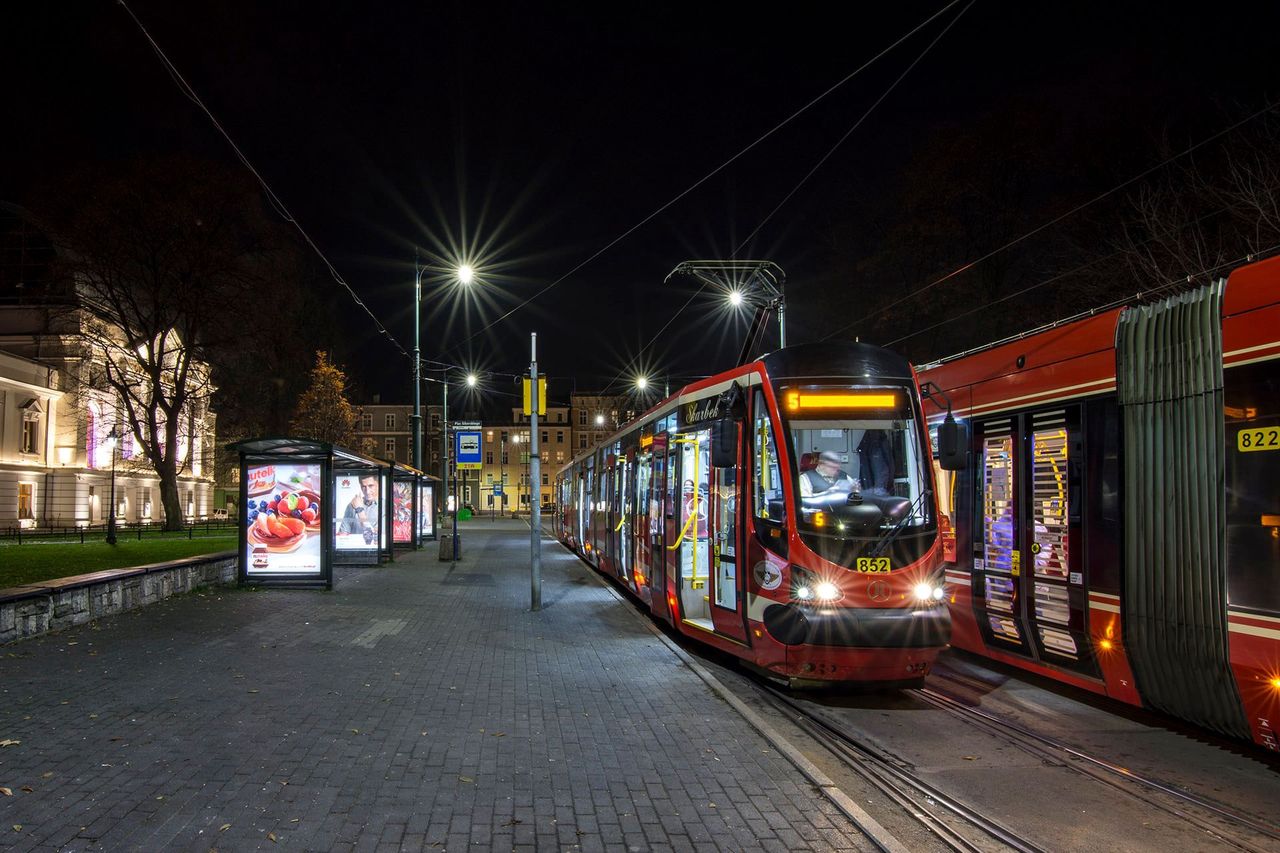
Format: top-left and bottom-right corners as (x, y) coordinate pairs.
(444, 0), (967, 359)
(116, 0), (410, 360)
(599, 0), (973, 395)
(821, 94), (1280, 343)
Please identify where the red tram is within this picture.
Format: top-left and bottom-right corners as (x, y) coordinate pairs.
(918, 255), (1280, 750)
(555, 343), (957, 685)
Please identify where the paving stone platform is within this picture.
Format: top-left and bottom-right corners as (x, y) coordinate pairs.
(0, 517), (870, 852)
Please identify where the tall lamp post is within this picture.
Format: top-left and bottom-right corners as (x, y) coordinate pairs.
(104, 427), (120, 545)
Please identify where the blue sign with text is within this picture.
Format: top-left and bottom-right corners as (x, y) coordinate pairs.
(455, 430), (482, 470)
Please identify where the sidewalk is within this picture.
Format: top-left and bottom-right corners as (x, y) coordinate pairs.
(0, 517), (871, 852)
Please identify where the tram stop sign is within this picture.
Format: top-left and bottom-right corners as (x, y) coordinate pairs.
(455, 429), (483, 471)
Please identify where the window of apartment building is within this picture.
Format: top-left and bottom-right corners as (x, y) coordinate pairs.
(501, 452), (509, 465)
(556, 450), (565, 463)
(578, 410), (586, 425)
(556, 411), (564, 423)
(141, 486), (153, 519)
(542, 473), (549, 486)
(361, 413), (372, 431)
(579, 435), (587, 449)
(556, 430), (564, 443)
(541, 431), (548, 444)
(430, 413), (440, 431)
(385, 413), (396, 430)
(486, 451), (493, 465)
(17, 483), (34, 519)
(385, 437), (396, 457)
(487, 473), (494, 483)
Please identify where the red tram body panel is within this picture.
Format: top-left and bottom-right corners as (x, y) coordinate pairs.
(556, 342), (952, 685)
(919, 255), (1280, 750)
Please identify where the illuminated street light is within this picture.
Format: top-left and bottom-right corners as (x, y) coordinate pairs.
(595, 414), (605, 426)
(104, 427), (119, 545)
(466, 373), (478, 387)
(635, 376), (648, 391)
(457, 264), (475, 285)
(728, 289), (744, 307)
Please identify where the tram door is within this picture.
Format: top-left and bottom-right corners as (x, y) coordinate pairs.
(576, 474), (587, 549)
(634, 452), (653, 595)
(709, 421), (748, 643)
(616, 456), (632, 586)
(674, 431), (712, 629)
(974, 410), (1094, 674)
(649, 436), (672, 618)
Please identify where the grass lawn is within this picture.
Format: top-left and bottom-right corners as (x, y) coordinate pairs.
(0, 533), (237, 589)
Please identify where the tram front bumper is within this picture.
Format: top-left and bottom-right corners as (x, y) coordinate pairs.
(763, 602), (951, 648)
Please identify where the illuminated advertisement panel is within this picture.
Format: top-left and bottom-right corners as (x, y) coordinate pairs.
(392, 481), (413, 544)
(244, 463), (323, 576)
(418, 483), (434, 538)
(334, 470), (384, 550)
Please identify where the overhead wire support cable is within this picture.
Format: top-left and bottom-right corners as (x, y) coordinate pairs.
(116, 0), (410, 360)
(602, 0), (973, 394)
(445, 0), (967, 358)
(823, 93), (1280, 343)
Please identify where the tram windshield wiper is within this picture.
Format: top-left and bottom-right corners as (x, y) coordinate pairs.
(866, 489), (931, 558)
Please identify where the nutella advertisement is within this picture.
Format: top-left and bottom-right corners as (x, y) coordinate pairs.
(334, 470), (385, 550)
(244, 463), (323, 575)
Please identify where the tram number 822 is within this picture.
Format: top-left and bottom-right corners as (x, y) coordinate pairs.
(1238, 427), (1280, 452)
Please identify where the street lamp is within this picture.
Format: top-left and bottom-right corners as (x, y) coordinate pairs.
(104, 427), (119, 545)
(413, 256), (475, 473)
(667, 260), (787, 353)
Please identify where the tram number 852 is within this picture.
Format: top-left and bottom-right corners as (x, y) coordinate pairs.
(1238, 427), (1280, 452)
(856, 557), (892, 573)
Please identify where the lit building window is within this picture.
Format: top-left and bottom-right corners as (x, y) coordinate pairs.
(385, 414), (396, 430)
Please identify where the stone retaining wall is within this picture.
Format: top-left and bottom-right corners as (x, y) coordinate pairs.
(0, 552), (236, 644)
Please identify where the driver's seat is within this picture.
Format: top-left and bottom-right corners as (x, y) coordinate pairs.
(799, 452), (818, 472)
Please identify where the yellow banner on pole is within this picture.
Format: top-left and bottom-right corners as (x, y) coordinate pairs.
(522, 376), (546, 415)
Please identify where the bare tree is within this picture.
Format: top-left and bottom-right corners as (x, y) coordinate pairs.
(49, 157), (281, 529)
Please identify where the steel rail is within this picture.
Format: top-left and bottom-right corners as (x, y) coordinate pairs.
(914, 687), (1280, 852)
(757, 682), (1046, 853)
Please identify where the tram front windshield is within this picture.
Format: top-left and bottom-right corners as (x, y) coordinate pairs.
(783, 389), (934, 562)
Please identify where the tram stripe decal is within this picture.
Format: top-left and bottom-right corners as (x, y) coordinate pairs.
(1228, 610), (1280, 626)
(944, 573), (970, 586)
(959, 379), (1116, 417)
(1223, 341), (1280, 360)
(1090, 602), (1121, 614)
(1090, 591), (1120, 602)
(1228, 622), (1280, 642)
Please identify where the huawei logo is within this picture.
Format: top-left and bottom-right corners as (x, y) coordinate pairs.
(867, 580), (891, 602)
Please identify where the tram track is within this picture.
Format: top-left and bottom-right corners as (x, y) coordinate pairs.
(909, 685), (1280, 853)
(754, 682), (1046, 853)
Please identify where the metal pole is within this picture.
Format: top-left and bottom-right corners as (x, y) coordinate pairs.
(106, 437), (117, 545)
(530, 332), (541, 611)
(445, 380), (457, 560)
(777, 292), (786, 348)
(412, 256), (423, 471)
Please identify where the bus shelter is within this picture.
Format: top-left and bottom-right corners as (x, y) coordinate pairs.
(228, 438), (391, 588)
(388, 462), (434, 550)
(417, 472), (441, 544)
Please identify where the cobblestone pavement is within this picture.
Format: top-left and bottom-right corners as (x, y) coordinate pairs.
(0, 518), (871, 852)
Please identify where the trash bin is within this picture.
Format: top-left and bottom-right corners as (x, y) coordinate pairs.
(438, 533), (461, 561)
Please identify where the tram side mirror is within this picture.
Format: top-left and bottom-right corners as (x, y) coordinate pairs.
(710, 419), (737, 468)
(937, 415), (967, 471)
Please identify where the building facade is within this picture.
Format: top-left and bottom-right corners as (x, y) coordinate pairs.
(353, 399), (444, 475)
(569, 393), (632, 455)
(468, 406), (571, 512)
(0, 205), (215, 526)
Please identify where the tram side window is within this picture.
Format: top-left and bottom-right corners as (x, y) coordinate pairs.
(753, 390), (784, 521)
(1224, 360), (1280, 615)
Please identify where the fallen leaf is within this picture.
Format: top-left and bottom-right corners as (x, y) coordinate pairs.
(110, 737), (124, 742)
(0, 788), (11, 796)
(502, 818), (522, 827)
(155, 795), (165, 801)
(290, 818), (299, 823)
(0, 740), (19, 748)
(492, 732), (505, 738)
(962, 755), (978, 761)
(40, 773), (53, 779)
(219, 823), (231, 832)
(350, 729), (359, 735)
(20, 786), (33, 793)
(12, 825), (21, 832)
(459, 776), (474, 784)
(247, 689), (260, 694)
(267, 832), (277, 843)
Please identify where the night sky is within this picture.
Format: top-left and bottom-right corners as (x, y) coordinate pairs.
(6, 2), (1280, 411)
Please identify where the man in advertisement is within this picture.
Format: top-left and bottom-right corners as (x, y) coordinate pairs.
(340, 473), (380, 540)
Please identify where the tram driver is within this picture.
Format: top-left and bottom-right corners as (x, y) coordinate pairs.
(799, 451), (859, 498)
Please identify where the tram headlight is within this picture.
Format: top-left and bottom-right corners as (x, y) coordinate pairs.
(795, 585), (813, 601)
(814, 581), (841, 602)
(914, 582), (944, 603)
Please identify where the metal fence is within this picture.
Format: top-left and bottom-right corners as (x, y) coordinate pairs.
(1, 519), (239, 544)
